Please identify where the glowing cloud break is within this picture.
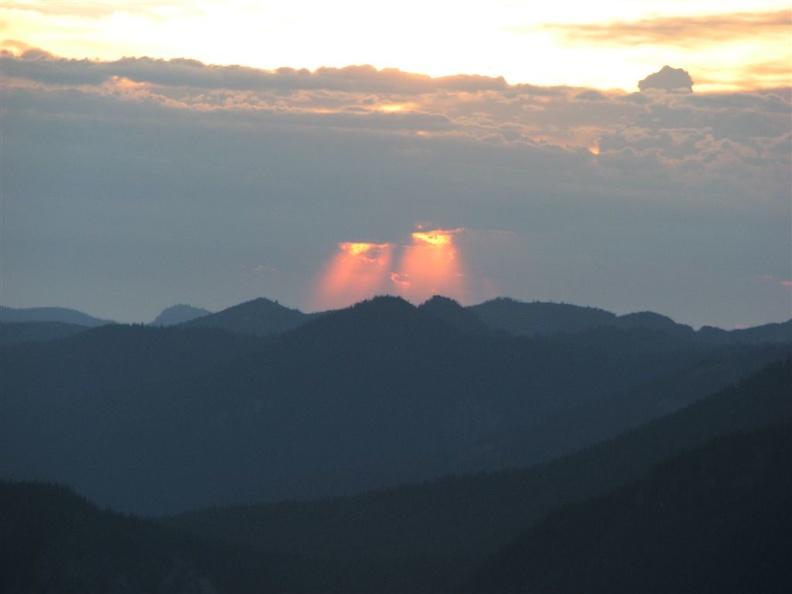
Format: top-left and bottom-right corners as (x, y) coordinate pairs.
(313, 228), (467, 310)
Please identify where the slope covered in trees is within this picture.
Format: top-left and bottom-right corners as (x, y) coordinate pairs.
(0, 480), (351, 594)
(2, 296), (789, 515)
(5, 360), (788, 593)
(164, 358), (792, 592)
(462, 424), (792, 594)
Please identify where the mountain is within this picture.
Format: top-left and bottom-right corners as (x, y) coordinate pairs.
(469, 298), (617, 336)
(1, 296), (788, 515)
(612, 309), (692, 334)
(0, 305), (113, 327)
(164, 358), (792, 593)
(418, 295), (493, 335)
(468, 297), (791, 343)
(698, 319), (792, 344)
(0, 321), (90, 347)
(150, 304), (212, 326)
(462, 424), (792, 594)
(180, 296), (312, 335)
(0, 480), (341, 594)
(5, 359), (789, 594)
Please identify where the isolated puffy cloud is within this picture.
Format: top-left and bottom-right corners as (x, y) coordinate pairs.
(639, 66), (694, 92)
(1, 49), (789, 328)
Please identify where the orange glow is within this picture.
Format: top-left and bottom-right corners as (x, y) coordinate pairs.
(393, 228), (467, 303)
(314, 242), (393, 309)
(312, 227), (471, 310)
(376, 102), (415, 113)
(411, 230), (453, 247)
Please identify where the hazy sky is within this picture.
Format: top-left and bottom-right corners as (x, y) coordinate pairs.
(1, 2), (790, 327)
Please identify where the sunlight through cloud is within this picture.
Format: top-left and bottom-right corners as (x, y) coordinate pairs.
(392, 228), (467, 304)
(314, 242), (393, 310)
(313, 227), (469, 310)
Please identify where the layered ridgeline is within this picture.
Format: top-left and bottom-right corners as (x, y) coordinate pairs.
(3, 295), (791, 341)
(0, 305), (114, 327)
(4, 360), (790, 593)
(1, 296), (790, 515)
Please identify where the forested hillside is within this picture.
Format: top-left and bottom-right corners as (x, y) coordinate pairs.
(2, 297), (787, 515)
(462, 424), (792, 593)
(4, 357), (789, 593)
(164, 358), (792, 592)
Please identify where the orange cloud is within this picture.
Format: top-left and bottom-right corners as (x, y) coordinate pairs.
(543, 10), (791, 47)
(392, 228), (467, 304)
(314, 242), (393, 310)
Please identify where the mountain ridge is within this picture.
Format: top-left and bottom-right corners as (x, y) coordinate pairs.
(0, 305), (114, 327)
(150, 304), (212, 326)
(3, 296), (789, 342)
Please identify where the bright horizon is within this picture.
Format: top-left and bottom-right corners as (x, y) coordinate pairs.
(1, 0), (790, 92)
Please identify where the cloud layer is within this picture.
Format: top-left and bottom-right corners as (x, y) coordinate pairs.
(1, 50), (790, 327)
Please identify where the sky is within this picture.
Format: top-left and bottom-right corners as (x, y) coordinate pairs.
(1, 1), (790, 328)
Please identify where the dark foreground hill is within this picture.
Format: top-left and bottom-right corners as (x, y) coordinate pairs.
(5, 360), (790, 594)
(164, 358), (792, 592)
(1, 296), (789, 515)
(0, 480), (352, 594)
(462, 424), (792, 594)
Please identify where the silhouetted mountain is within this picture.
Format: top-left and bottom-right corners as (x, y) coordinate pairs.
(419, 295), (492, 335)
(180, 296), (312, 335)
(469, 297), (616, 336)
(0, 480), (340, 594)
(150, 304), (212, 326)
(1, 296), (788, 516)
(462, 424), (792, 594)
(612, 310), (693, 334)
(698, 319), (792, 344)
(0, 321), (90, 347)
(0, 305), (113, 327)
(165, 359), (792, 593)
(468, 297), (791, 343)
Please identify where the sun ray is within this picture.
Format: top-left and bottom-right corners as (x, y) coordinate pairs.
(392, 228), (467, 304)
(313, 242), (393, 310)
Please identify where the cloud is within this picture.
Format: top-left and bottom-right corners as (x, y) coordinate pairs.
(543, 10), (791, 47)
(639, 66), (694, 93)
(1, 0), (199, 20)
(1, 48), (789, 328)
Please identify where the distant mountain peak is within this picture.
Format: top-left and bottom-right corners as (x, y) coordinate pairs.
(421, 295), (462, 307)
(180, 296), (310, 336)
(419, 295), (491, 335)
(150, 304), (211, 326)
(470, 298), (617, 337)
(614, 311), (693, 333)
(350, 294), (415, 312)
(0, 305), (114, 327)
